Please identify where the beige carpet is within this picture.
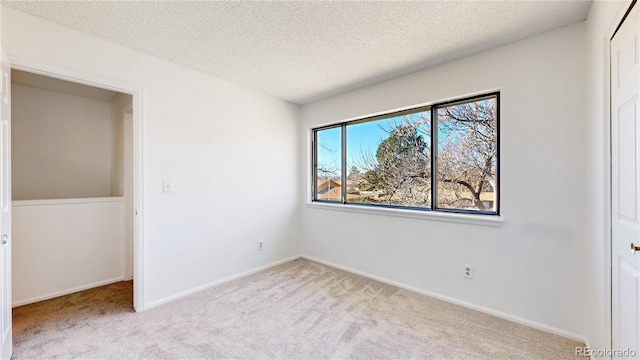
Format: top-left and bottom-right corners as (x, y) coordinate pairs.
(12, 259), (582, 359)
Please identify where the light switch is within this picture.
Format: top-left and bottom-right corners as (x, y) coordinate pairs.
(163, 180), (173, 193)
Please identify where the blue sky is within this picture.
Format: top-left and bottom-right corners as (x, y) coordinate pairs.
(316, 111), (430, 177)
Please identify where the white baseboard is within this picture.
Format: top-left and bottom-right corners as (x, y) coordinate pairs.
(12, 277), (126, 308)
(301, 255), (587, 344)
(144, 255), (302, 310)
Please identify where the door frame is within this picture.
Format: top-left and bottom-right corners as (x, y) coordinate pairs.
(8, 56), (146, 311)
(606, 0), (638, 350)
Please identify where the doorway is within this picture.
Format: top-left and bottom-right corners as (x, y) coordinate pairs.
(5, 59), (145, 314)
(10, 69), (134, 307)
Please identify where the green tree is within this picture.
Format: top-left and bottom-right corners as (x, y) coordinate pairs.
(352, 98), (497, 211)
(358, 120), (431, 206)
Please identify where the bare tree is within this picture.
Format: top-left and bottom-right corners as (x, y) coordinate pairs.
(437, 99), (497, 210)
(349, 99), (497, 211)
(317, 162), (340, 179)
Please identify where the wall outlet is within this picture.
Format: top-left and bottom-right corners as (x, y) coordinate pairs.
(464, 264), (473, 279)
(257, 240), (263, 250)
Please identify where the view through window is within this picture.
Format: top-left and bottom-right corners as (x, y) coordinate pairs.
(313, 93), (499, 215)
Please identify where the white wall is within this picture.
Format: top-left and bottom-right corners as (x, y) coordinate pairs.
(300, 23), (588, 338)
(111, 93), (126, 197)
(584, 0), (628, 352)
(12, 198), (124, 306)
(1, 6), (300, 308)
(11, 84), (115, 200)
(111, 92), (133, 279)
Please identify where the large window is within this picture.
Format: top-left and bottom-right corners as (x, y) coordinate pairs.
(312, 93), (499, 215)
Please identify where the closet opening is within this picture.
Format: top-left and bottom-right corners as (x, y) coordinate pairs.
(10, 69), (134, 309)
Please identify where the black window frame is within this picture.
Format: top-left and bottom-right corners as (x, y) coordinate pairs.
(311, 92), (500, 216)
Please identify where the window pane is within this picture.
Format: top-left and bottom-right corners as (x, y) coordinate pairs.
(315, 127), (342, 201)
(436, 97), (498, 213)
(346, 111), (431, 207)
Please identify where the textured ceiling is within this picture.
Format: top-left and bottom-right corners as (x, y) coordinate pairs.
(12, 69), (118, 102)
(3, 1), (592, 105)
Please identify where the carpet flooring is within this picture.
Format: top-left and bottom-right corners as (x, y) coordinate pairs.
(12, 259), (582, 359)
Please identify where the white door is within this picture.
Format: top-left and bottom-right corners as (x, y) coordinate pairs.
(612, 3), (640, 359)
(0, 48), (11, 358)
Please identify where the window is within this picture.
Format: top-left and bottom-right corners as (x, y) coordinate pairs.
(312, 93), (499, 215)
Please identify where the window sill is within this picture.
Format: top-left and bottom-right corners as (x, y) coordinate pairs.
(305, 202), (504, 227)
